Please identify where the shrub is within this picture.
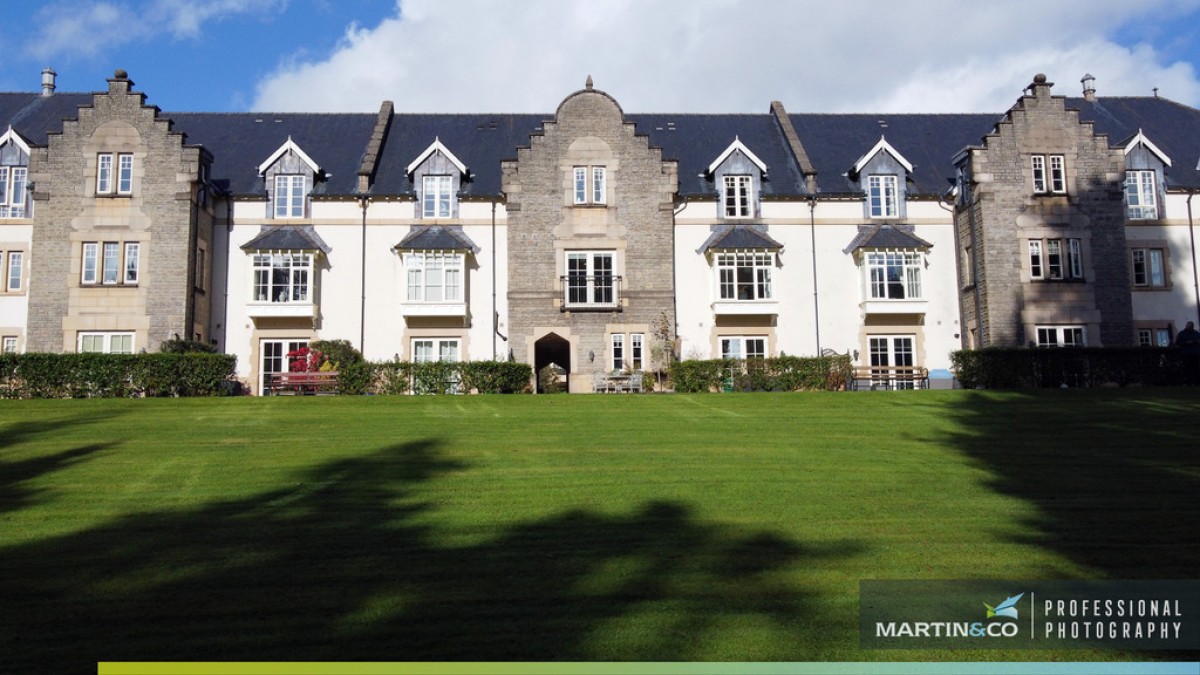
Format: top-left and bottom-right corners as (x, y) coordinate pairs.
(459, 361), (533, 394)
(159, 338), (217, 354)
(0, 353), (236, 398)
(309, 340), (364, 370)
(670, 355), (851, 393)
(951, 347), (1192, 389)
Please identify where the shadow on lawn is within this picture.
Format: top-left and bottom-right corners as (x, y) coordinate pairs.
(1, 438), (858, 672)
(1, 413), (122, 515)
(940, 390), (1200, 578)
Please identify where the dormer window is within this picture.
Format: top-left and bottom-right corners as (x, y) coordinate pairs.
(0, 127), (32, 218)
(573, 166), (606, 205)
(274, 175), (306, 218)
(851, 137), (912, 220)
(1123, 131), (1171, 220)
(423, 176), (453, 218)
(408, 138), (468, 219)
(868, 175), (899, 218)
(708, 138), (767, 220)
(259, 137), (321, 220)
(723, 175), (752, 218)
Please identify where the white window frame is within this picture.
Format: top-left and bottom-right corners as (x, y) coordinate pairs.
(720, 336), (766, 360)
(1131, 247), (1166, 288)
(274, 174), (306, 218)
(609, 332), (645, 372)
(573, 166), (606, 205)
(405, 251), (464, 302)
(2, 336), (17, 353)
(1068, 239), (1083, 279)
(1036, 326), (1086, 348)
(716, 250), (774, 301)
(1137, 328), (1172, 347)
(123, 243), (139, 285)
(865, 250), (922, 300)
(868, 174), (899, 218)
(82, 243), (98, 284)
(564, 251), (617, 309)
(252, 252), (314, 303)
(867, 335), (918, 390)
(97, 153), (113, 194)
(412, 337), (460, 364)
(610, 333), (624, 372)
(1029, 238), (1082, 281)
(78, 331), (135, 354)
(422, 175), (453, 218)
(260, 339), (309, 394)
(96, 153), (133, 195)
(1125, 170), (1159, 219)
(102, 242), (120, 285)
(117, 153), (133, 195)
(0, 166), (29, 218)
(1032, 154), (1066, 194)
(723, 174), (752, 218)
(6, 251), (23, 292)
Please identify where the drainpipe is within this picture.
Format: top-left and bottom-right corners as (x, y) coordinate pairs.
(492, 199), (497, 360)
(809, 195), (821, 355)
(358, 192), (368, 354)
(1189, 190), (1199, 325)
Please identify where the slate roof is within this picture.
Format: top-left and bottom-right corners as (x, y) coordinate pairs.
(394, 225), (480, 253)
(843, 224), (934, 254)
(698, 224), (785, 253)
(5, 89), (1200, 198)
(240, 225), (332, 254)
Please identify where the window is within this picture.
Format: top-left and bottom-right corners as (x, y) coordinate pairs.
(1032, 154), (1066, 194)
(868, 174), (899, 218)
(0, 166), (29, 218)
(405, 252), (463, 302)
(6, 251), (23, 292)
(573, 166), (606, 205)
(78, 332), (134, 354)
(2, 336), (16, 353)
(1125, 170), (1159, 219)
(1036, 326), (1086, 348)
(1131, 248), (1166, 288)
(723, 175), (752, 218)
(720, 336), (766, 360)
(1028, 238), (1082, 281)
(274, 175), (306, 218)
(610, 332), (644, 371)
(716, 251), (774, 300)
(412, 338), (460, 363)
(422, 175), (453, 218)
(866, 251), (922, 300)
(564, 251), (617, 309)
(81, 242), (139, 286)
(96, 153), (133, 195)
(1137, 328), (1172, 347)
(868, 336), (917, 390)
(252, 252), (313, 303)
(123, 243), (139, 285)
(260, 339), (308, 394)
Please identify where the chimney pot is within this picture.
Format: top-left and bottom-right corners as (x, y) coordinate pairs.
(41, 67), (56, 96)
(1081, 73), (1096, 101)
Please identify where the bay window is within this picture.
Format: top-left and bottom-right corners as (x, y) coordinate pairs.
(716, 251), (774, 301)
(252, 252), (313, 303)
(405, 251), (463, 302)
(866, 251), (921, 300)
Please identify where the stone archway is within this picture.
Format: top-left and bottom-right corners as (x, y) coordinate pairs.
(533, 332), (571, 393)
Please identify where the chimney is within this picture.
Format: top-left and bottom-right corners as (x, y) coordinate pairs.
(41, 67), (56, 96)
(1081, 73), (1096, 102)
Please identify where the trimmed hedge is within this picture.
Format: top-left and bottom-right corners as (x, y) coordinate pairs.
(336, 360), (532, 395)
(951, 347), (1196, 389)
(669, 355), (852, 393)
(0, 353), (238, 398)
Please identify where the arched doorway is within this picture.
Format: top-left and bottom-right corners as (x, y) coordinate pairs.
(533, 332), (571, 393)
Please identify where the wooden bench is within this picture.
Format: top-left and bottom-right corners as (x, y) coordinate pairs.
(850, 366), (929, 391)
(265, 371), (339, 395)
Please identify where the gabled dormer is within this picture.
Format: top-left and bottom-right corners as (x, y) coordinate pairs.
(0, 126), (32, 219)
(259, 137), (322, 219)
(1123, 130), (1171, 220)
(708, 137), (767, 219)
(407, 138), (468, 220)
(850, 136), (913, 220)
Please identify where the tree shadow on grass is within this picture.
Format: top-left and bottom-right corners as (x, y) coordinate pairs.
(1, 413), (124, 515)
(0, 438), (862, 672)
(939, 390), (1200, 578)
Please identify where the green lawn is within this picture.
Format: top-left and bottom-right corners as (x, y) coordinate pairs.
(1, 390), (1197, 671)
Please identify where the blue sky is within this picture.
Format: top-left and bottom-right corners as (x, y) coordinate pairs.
(3, 0), (1200, 114)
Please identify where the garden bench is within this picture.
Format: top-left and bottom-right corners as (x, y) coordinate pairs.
(850, 366), (929, 391)
(265, 371), (339, 395)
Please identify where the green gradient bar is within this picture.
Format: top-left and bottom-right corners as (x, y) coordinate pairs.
(98, 662), (1200, 675)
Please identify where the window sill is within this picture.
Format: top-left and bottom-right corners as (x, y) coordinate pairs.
(80, 283), (139, 288)
(1132, 285), (1172, 292)
(400, 301), (468, 318)
(247, 301), (317, 319)
(95, 193), (133, 199)
(859, 299), (928, 315)
(712, 300), (779, 316)
(572, 203), (608, 209)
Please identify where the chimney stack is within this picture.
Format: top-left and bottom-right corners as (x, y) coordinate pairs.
(41, 67), (56, 96)
(1081, 73), (1096, 102)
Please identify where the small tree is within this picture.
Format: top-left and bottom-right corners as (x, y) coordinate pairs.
(648, 310), (675, 392)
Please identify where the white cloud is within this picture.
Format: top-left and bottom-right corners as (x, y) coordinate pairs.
(26, 0), (287, 61)
(247, 0), (1200, 114)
